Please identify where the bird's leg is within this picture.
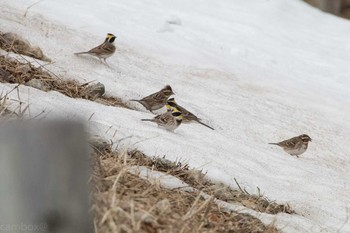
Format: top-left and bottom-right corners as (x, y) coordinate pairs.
(103, 58), (111, 67)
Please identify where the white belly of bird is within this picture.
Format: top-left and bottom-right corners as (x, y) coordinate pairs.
(161, 122), (178, 131)
(285, 144), (307, 156)
(159, 118), (179, 131)
(97, 53), (113, 58)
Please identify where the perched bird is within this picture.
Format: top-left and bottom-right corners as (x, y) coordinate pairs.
(141, 106), (183, 132)
(130, 85), (174, 113)
(269, 134), (312, 158)
(74, 33), (116, 64)
(166, 98), (214, 130)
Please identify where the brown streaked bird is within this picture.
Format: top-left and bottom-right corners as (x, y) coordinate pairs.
(75, 33), (116, 64)
(166, 98), (214, 130)
(141, 106), (183, 132)
(269, 134), (312, 158)
(130, 85), (174, 113)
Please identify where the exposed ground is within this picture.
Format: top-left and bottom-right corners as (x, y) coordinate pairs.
(89, 141), (282, 233)
(0, 49), (128, 109)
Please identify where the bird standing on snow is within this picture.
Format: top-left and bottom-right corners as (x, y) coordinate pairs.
(269, 134), (312, 158)
(130, 85), (174, 113)
(166, 98), (214, 130)
(141, 104), (183, 132)
(75, 33), (116, 64)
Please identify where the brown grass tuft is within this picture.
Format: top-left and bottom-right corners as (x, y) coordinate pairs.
(0, 55), (129, 108)
(205, 182), (295, 215)
(0, 32), (51, 62)
(0, 85), (31, 120)
(126, 149), (294, 215)
(0, 93), (15, 119)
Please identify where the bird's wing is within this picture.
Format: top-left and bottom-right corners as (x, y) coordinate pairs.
(280, 137), (299, 148)
(178, 104), (199, 121)
(157, 112), (173, 124)
(88, 42), (115, 55)
(141, 92), (165, 105)
(153, 92), (166, 102)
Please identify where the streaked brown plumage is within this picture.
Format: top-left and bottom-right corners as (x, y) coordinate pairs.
(141, 106), (183, 132)
(130, 85), (174, 113)
(269, 134), (312, 158)
(75, 33), (116, 64)
(166, 98), (214, 130)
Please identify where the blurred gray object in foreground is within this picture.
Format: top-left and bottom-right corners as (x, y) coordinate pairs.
(319, 0), (342, 14)
(305, 0), (350, 18)
(0, 121), (92, 233)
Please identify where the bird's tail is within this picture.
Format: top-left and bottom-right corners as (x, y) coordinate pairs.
(197, 120), (215, 130)
(74, 51), (89, 55)
(268, 142), (278, 145)
(141, 119), (153, 122)
(130, 99), (141, 103)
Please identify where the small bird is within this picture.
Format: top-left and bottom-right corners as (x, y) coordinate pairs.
(166, 98), (214, 130)
(141, 106), (183, 131)
(130, 85), (174, 113)
(74, 33), (116, 64)
(269, 134), (312, 158)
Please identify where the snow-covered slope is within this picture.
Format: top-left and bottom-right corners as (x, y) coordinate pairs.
(1, 0), (349, 232)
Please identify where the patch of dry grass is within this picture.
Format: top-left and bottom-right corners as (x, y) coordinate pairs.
(0, 92), (15, 118)
(207, 182), (294, 215)
(0, 55), (129, 108)
(0, 32), (51, 62)
(89, 142), (282, 233)
(125, 150), (294, 215)
(0, 85), (31, 120)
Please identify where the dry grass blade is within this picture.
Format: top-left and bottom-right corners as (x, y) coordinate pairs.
(0, 85), (28, 120)
(24, 0), (45, 17)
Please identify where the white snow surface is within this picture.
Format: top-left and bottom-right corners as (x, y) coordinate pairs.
(1, 0), (350, 232)
(128, 166), (193, 192)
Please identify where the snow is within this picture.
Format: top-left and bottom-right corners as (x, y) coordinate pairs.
(1, 0), (350, 232)
(128, 166), (193, 192)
